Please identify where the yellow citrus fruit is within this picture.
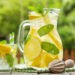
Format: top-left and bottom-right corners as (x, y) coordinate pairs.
(24, 49), (42, 68)
(32, 36), (41, 43)
(43, 13), (63, 50)
(48, 32), (63, 50)
(44, 14), (51, 24)
(40, 50), (58, 68)
(29, 54), (41, 67)
(0, 44), (11, 54)
(25, 50), (59, 68)
(11, 48), (16, 56)
(40, 35), (54, 44)
(29, 16), (41, 20)
(29, 12), (41, 20)
(30, 28), (41, 43)
(30, 28), (36, 36)
(24, 38), (41, 60)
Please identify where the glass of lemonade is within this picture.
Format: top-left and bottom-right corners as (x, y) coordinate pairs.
(0, 44), (16, 70)
(18, 8), (63, 68)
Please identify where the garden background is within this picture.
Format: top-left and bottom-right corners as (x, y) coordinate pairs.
(0, 0), (75, 64)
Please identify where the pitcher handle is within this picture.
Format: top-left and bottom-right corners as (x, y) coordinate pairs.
(18, 20), (30, 53)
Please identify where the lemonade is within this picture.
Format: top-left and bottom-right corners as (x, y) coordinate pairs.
(18, 8), (63, 68)
(0, 44), (16, 69)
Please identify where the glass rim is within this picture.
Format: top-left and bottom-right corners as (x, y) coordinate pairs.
(44, 8), (60, 14)
(29, 8), (60, 15)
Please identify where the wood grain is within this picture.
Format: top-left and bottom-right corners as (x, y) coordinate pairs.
(0, 72), (11, 75)
(69, 72), (75, 75)
(11, 72), (38, 75)
(0, 71), (75, 75)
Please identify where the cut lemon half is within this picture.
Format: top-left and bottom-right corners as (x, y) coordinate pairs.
(24, 38), (41, 60)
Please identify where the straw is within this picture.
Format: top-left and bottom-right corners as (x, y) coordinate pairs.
(9, 32), (14, 44)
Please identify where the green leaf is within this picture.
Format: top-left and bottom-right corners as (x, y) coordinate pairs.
(41, 42), (59, 55)
(6, 54), (14, 67)
(28, 6), (38, 12)
(38, 24), (54, 36)
(0, 40), (7, 44)
(36, 4), (44, 16)
(29, 4), (44, 16)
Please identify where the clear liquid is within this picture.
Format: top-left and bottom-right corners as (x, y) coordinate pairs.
(24, 12), (63, 68)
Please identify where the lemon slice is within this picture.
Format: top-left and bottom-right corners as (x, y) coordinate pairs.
(0, 44), (11, 54)
(41, 50), (59, 68)
(30, 28), (36, 36)
(24, 38), (41, 60)
(44, 14), (51, 24)
(11, 48), (16, 56)
(29, 12), (41, 20)
(30, 28), (41, 43)
(48, 32), (63, 50)
(43, 13), (63, 50)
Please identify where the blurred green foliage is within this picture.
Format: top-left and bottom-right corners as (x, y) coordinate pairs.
(58, 0), (75, 50)
(0, 0), (27, 36)
(0, 0), (62, 36)
(0, 40), (7, 44)
(0, 0), (75, 49)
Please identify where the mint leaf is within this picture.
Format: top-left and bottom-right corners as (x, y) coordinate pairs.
(29, 4), (52, 16)
(6, 54), (14, 67)
(41, 42), (59, 55)
(29, 4), (45, 16)
(38, 24), (54, 36)
(36, 4), (44, 16)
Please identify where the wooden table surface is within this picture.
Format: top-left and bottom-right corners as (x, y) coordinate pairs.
(0, 71), (75, 75)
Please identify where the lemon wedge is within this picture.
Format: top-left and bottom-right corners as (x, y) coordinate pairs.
(30, 28), (36, 36)
(48, 32), (63, 50)
(41, 50), (58, 68)
(24, 38), (41, 60)
(25, 50), (59, 68)
(0, 44), (11, 54)
(29, 12), (41, 20)
(30, 28), (41, 43)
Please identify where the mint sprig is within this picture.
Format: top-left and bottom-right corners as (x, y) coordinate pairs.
(41, 42), (59, 55)
(38, 24), (54, 37)
(29, 4), (50, 16)
(6, 54), (14, 67)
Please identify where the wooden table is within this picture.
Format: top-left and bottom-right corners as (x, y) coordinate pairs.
(0, 71), (75, 75)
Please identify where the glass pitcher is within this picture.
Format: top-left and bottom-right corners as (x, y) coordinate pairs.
(18, 8), (63, 68)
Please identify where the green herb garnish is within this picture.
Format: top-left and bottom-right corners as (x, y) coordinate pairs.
(38, 24), (54, 36)
(29, 4), (50, 16)
(41, 42), (59, 55)
(0, 40), (7, 44)
(6, 54), (14, 67)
